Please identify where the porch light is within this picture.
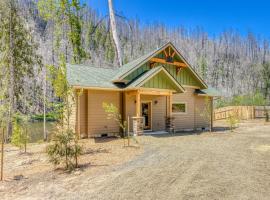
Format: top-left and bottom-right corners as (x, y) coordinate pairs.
(154, 100), (158, 104)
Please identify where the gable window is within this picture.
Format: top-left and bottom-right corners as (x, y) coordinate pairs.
(172, 102), (187, 113)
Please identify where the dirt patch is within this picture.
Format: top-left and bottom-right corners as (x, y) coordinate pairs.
(253, 145), (270, 152)
(1, 120), (270, 200)
(0, 137), (142, 199)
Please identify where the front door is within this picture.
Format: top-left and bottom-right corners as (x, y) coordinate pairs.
(141, 102), (152, 130)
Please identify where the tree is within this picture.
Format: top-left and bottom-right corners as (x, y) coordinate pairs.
(47, 129), (82, 170)
(0, 0), (41, 137)
(108, 0), (123, 66)
(0, 127), (4, 181)
(198, 97), (213, 132)
(46, 56), (82, 170)
(11, 113), (29, 153)
(37, 0), (86, 64)
(103, 102), (126, 135)
(102, 102), (139, 146)
(261, 62), (270, 99)
(226, 112), (239, 132)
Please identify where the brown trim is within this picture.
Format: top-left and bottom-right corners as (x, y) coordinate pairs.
(136, 90), (141, 116)
(73, 86), (122, 91)
(150, 57), (187, 67)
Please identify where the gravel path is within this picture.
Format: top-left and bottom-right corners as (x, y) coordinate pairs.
(1, 120), (270, 200)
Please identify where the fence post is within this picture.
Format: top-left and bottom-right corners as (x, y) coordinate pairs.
(127, 116), (130, 146)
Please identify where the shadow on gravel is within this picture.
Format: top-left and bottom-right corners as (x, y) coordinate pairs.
(149, 127), (231, 138)
(83, 148), (110, 155)
(150, 132), (201, 138)
(94, 136), (119, 143)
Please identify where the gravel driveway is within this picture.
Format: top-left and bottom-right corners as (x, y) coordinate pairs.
(1, 120), (270, 200)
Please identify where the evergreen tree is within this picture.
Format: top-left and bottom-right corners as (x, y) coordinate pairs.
(0, 0), (41, 136)
(38, 0), (86, 64)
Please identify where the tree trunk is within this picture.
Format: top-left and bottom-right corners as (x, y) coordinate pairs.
(108, 0), (122, 66)
(43, 68), (47, 141)
(7, 0), (15, 138)
(1, 128), (4, 181)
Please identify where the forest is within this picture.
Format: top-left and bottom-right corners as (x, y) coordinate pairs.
(0, 0), (270, 119)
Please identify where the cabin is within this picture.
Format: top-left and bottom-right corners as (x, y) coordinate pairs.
(67, 42), (219, 138)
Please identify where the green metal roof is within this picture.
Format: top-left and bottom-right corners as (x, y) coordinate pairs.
(67, 42), (209, 91)
(67, 64), (119, 88)
(195, 87), (221, 97)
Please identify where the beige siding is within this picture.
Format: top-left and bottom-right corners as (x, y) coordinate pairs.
(125, 93), (136, 132)
(79, 90), (88, 137)
(141, 95), (166, 131)
(195, 96), (211, 128)
(173, 87), (210, 130)
(72, 88), (211, 137)
(172, 88), (196, 130)
(87, 90), (120, 137)
(125, 93), (166, 131)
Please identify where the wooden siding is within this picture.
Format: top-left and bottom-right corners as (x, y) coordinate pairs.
(87, 90), (120, 137)
(142, 71), (179, 91)
(165, 64), (201, 87)
(173, 88), (210, 130)
(173, 88), (196, 130)
(79, 90), (88, 138)
(124, 49), (203, 88)
(141, 95), (166, 131)
(195, 96), (211, 128)
(72, 88), (210, 136)
(125, 93), (166, 131)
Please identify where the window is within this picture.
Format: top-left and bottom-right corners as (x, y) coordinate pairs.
(172, 103), (187, 113)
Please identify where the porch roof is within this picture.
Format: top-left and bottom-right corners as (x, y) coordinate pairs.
(195, 87), (221, 97)
(126, 66), (185, 93)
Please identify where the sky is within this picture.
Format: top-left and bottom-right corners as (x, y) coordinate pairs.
(84, 0), (270, 38)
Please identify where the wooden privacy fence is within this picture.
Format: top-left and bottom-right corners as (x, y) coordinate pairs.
(214, 106), (270, 120)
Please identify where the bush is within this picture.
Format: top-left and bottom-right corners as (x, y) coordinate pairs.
(11, 114), (29, 152)
(31, 112), (58, 122)
(47, 129), (82, 170)
(216, 92), (268, 108)
(226, 112), (239, 132)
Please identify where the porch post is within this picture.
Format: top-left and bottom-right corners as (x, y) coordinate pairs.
(169, 92), (172, 117)
(136, 90), (141, 116)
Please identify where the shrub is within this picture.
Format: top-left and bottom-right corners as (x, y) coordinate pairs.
(11, 114), (29, 152)
(226, 112), (239, 132)
(47, 129), (82, 170)
(216, 91), (268, 108)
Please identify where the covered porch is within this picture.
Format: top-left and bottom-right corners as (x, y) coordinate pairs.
(124, 89), (174, 134)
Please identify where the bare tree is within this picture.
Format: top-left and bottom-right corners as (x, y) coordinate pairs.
(108, 0), (123, 66)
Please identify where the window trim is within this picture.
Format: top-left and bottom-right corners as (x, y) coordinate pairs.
(172, 102), (187, 114)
